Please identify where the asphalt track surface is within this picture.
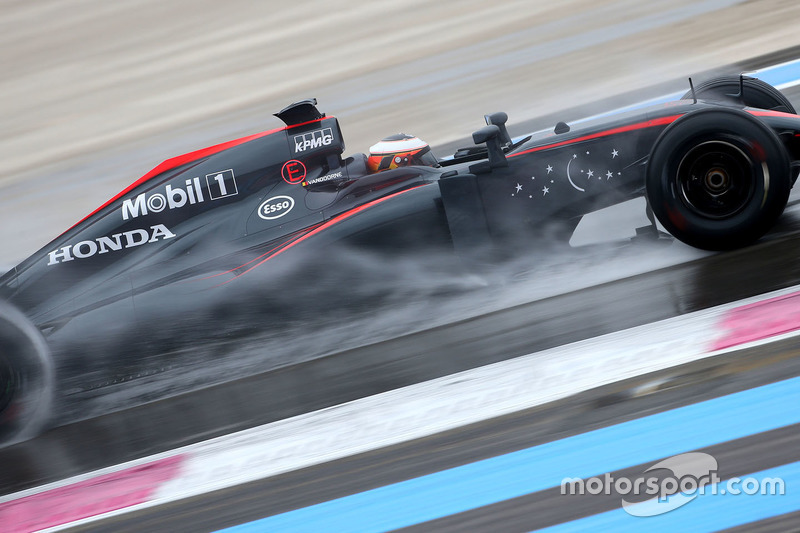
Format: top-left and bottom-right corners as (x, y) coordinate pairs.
(78, 337), (800, 532)
(1, 202), (799, 493)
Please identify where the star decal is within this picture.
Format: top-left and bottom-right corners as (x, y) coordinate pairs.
(515, 183), (523, 193)
(542, 186), (549, 196)
(612, 149), (619, 158)
(606, 170), (613, 180)
(586, 169), (594, 178)
(546, 165), (553, 174)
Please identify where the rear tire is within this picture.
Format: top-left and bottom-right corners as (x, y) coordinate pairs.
(682, 76), (796, 114)
(0, 302), (53, 446)
(646, 108), (791, 251)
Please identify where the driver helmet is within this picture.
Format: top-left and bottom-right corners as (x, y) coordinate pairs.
(367, 134), (439, 173)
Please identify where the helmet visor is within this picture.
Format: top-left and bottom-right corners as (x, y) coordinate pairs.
(411, 145), (439, 168)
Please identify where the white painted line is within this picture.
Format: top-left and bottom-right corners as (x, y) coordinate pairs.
(776, 79), (800, 90)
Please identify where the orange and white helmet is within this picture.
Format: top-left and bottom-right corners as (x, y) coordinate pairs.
(367, 134), (439, 173)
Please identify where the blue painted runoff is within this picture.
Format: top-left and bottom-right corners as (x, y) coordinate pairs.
(218, 375), (800, 533)
(756, 57), (800, 86)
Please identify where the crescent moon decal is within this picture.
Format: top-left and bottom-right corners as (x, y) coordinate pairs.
(566, 154), (585, 192)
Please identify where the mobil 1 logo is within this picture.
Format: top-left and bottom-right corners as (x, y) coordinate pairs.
(121, 169), (239, 220)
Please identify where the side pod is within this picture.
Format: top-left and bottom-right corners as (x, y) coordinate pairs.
(438, 173), (493, 258)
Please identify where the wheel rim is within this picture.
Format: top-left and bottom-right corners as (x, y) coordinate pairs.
(676, 140), (756, 219)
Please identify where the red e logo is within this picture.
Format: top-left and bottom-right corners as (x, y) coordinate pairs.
(282, 160), (307, 184)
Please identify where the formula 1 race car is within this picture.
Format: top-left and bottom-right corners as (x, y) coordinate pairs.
(1, 76), (799, 444)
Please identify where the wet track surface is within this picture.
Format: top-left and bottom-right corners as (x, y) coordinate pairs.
(2, 84), (800, 503)
(78, 337), (800, 531)
(0, 210), (798, 493)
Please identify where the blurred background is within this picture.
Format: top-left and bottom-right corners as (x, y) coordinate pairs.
(3, 1), (800, 531)
(3, 0), (800, 265)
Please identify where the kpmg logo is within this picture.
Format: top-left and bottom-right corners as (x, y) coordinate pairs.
(293, 128), (333, 153)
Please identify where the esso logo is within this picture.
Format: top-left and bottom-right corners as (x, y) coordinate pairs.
(258, 195), (295, 220)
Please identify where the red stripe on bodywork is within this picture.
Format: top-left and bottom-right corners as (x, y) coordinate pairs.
(217, 186), (424, 285)
(66, 117), (331, 232)
(198, 224), (324, 281)
(509, 114), (684, 158)
(746, 109), (798, 118)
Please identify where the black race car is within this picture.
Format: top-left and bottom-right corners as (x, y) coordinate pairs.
(1, 76), (799, 444)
